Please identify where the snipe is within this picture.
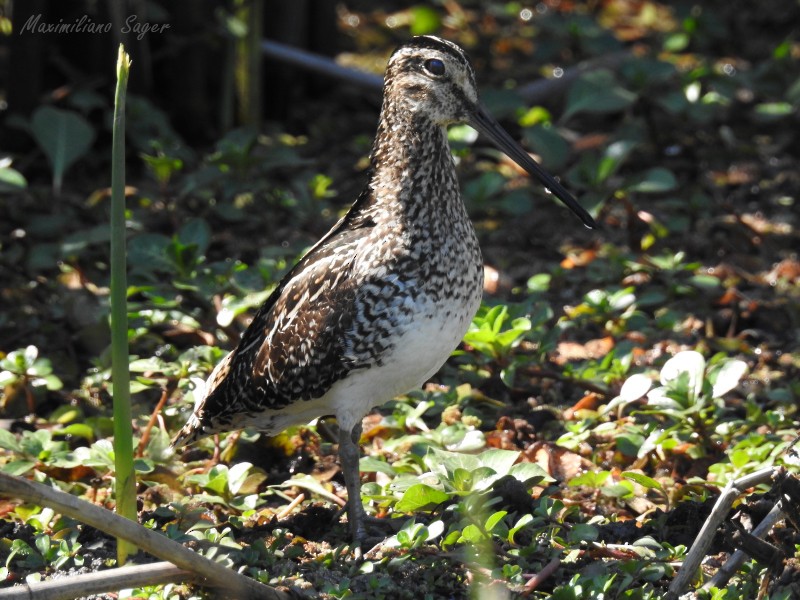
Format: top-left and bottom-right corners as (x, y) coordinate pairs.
(172, 35), (596, 543)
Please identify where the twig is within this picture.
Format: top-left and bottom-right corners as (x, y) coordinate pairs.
(261, 40), (383, 92)
(703, 503), (785, 591)
(0, 561), (195, 600)
(0, 472), (305, 600)
(136, 385), (172, 457)
(522, 557), (561, 595)
(277, 493), (305, 520)
(666, 467), (776, 599)
(260, 39), (631, 110)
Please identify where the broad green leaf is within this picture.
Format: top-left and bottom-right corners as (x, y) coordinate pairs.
(754, 102), (793, 120)
(2, 460), (36, 476)
(227, 462), (253, 496)
(204, 465), (232, 495)
(458, 523), (484, 544)
(128, 233), (174, 274)
(688, 274), (721, 289)
(447, 124), (479, 145)
(359, 456), (397, 476)
(477, 449), (520, 477)
(519, 106), (552, 127)
(277, 474), (343, 505)
(508, 513), (533, 544)
(484, 510), (508, 533)
(0, 429), (22, 453)
(567, 523), (599, 542)
(134, 458), (155, 474)
(395, 483), (451, 513)
(563, 70), (636, 121)
(626, 167), (678, 193)
(710, 360), (748, 398)
(508, 461), (553, 484)
(30, 106), (95, 194)
(523, 125), (570, 170)
(618, 373), (653, 402)
(425, 447), (481, 479)
(178, 218), (212, 256)
(660, 351), (705, 400)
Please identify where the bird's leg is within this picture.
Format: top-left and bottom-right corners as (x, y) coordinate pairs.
(338, 422), (368, 543)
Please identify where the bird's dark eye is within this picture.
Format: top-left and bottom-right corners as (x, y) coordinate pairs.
(423, 58), (446, 76)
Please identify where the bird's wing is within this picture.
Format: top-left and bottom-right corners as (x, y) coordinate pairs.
(249, 230), (365, 405)
(173, 219), (378, 443)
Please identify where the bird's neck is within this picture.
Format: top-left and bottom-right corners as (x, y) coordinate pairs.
(368, 103), (458, 210)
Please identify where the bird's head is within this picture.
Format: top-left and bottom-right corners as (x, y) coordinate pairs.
(384, 36), (597, 229)
(384, 35), (479, 126)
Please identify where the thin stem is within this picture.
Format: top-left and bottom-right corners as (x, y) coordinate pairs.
(110, 44), (137, 564)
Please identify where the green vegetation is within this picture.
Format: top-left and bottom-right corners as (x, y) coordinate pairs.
(1, 2), (799, 599)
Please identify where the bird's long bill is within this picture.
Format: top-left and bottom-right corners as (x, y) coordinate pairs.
(469, 105), (597, 229)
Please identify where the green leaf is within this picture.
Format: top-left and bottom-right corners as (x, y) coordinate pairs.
(227, 462), (253, 496)
(2, 460), (36, 476)
(425, 447), (481, 481)
(622, 471), (664, 492)
(134, 458), (155, 474)
(0, 429), (22, 453)
(626, 167), (678, 193)
(477, 449), (521, 477)
(0, 166), (27, 192)
(484, 510), (508, 533)
(395, 483), (451, 513)
(277, 474), (344, 505)
(710, 360), (748, 398)
(30, 106), (95, 194)
(754, 102), (793, 120)
(518, 106), (551, 127)
(409, 6), (441, 35)
(659, 351), (705, 400)
(458, 523), (484, 544)
(568, 523), (599, 543)
(60, 423), (95, 441)
(508, 461), (553, 484)
(508, 513), (533, 544)
(523, 125), (570, 170)
(563, 70), (636, 121)
(359, 456), (397, 476)
(128, 233), (174, 274)
(597, 140), (637, 183)
(177, 218), (212, 256)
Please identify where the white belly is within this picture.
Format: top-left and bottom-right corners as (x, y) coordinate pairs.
(329, 291), (480, 432)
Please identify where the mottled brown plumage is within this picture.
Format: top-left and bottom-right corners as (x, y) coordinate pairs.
(172, 36), (595, 542)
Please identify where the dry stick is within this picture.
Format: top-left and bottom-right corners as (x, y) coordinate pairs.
(260, 39), (630, 108)
(0, 562), (195, 600)
(666, 467), (776, 599)
(136, 385), (172, 457)
(703, 502), (785, 591)
(0, 472), (304, 600)
(522, 557), (561, 595)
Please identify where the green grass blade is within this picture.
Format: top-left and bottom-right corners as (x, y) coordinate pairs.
(110, 44), (137, 564)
